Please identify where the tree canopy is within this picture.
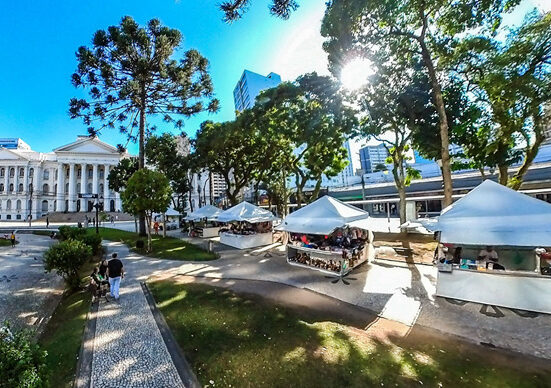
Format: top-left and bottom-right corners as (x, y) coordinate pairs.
(220, 0), (299, 22)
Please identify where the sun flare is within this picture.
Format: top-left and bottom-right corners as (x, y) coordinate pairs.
(340, 58), (373, 90)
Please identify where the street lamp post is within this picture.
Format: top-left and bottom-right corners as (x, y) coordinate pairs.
(28, 176), (33, 228)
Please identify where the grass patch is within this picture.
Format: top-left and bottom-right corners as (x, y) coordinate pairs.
(39, 260), (96, 388)
(0, 239), (14, 247)
(88, 227), (216, 261)
(149, 280), (551, 388)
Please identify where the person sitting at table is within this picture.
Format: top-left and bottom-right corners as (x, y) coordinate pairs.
(478, 246), (505, 270)
(452, 247), (463, 264)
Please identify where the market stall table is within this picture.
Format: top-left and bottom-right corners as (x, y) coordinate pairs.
(419, 180), (551, 314)
(185, 205), (223, 238)
(217, 202), (277, 249)
(279, 196), (375, 276)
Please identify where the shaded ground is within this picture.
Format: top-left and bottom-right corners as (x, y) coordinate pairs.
(0, 234), (63, 332)
(149, 277), (551, 388)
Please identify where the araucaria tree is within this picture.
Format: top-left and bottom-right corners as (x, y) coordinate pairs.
(219, 0), (299, 22)
(69, 16), (218, 234)
(322, 0), (518, 206)
(121, 169), (172, 251)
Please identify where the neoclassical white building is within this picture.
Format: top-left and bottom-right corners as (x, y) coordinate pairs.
(0, 136), (127, 221)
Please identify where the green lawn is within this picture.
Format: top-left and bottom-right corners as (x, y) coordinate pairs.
(0, 239), (13, 247)
(32, 230), (53, 237)
(149, 280), (551, 388)
(87, 227), (216, 261)
(39, 260), (96, 388)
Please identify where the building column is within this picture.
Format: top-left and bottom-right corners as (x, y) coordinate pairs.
(68, 164), (76, 212)
(22, 166), (29, 214)
(115, 192), (122, 212)
(3, 167), (9, 193)
(56, 163), (64, 212)
(80, 163), (87, 212)
(14, 167), (19, 194)
(103, 165), (110, 211)
(92, 164), (98, 195)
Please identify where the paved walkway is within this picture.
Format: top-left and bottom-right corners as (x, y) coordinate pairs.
(0, 233), (62, 332)
(90, 241), (185, 388)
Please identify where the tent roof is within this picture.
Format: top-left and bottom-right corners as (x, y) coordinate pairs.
(279, 195), (373, 235)
(217, 201), (277, 223)
(429, 180), (551, 246)
(185, 205), (222, 221)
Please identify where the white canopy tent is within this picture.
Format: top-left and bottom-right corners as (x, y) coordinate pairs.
(185, 205), (223, 221)
(217, 201), (278, 224)
(279, 195), (374, 234)
(424, 180), (551, 247)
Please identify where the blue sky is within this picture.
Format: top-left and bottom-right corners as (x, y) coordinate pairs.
(0, 0), (328, 153)
(0, 0), (548, 154)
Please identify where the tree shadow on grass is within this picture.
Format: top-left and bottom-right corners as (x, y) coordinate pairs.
(149, 281), (551, 388)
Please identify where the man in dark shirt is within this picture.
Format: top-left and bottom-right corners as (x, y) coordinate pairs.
(107, 253), (124, 301)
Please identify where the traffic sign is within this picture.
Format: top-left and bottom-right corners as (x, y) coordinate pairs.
(78, 193), (98, 199)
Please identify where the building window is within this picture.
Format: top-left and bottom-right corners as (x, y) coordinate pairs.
(41, 200), (48, 212)
(65, 183), (69, 194)
(9, 168), (14, 177)
(5, 200), (10, 210)
(18, 183), (23, 193)
(43, 184), (49, 194)
(19, 168), (24, 177)
(87, 183), (92, 193)
(77, 169), (81, 177)
(6, 215), (11, 220)
(99, 184), (104, 193)
(9, 184), (14, 192)
(0, 184), (3, 192)
(0, 168), (4, 177)
(88, 169), (93, 178)
(77, 183), (81, 193)
(16, 200), (21, 210)
(43, 169), (49, 180)
(100, 170), (104, 179)
(29, 168), (34, 177)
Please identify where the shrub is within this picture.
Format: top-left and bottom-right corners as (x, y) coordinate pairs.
(43, 240), (92, 290)
(57, 226), (86, 241)
(0, 323), (49, 388)
(81, 234), (102, 256)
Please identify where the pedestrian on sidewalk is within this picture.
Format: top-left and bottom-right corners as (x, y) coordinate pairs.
(107, 252), (124, 301)
(46, 217), (49, 229)
(10, 231), (16, 248)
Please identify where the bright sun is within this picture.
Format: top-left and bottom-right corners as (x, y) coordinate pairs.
(340, 58), (373, 90)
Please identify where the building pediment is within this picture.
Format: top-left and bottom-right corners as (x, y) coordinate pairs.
(54, 136), (120, 155)
(0, 148), (29, 161)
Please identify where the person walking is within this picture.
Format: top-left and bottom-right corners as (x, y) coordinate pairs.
(10, 231), (16, 248)
(46, 216), (49, 229)
(107, 252), (124, 301)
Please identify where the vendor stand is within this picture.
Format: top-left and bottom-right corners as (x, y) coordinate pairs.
(185, 205), (223, 238)
(278, 196), (375, 276)
(217, 202), (277, 249)
(420, 180), (551, 314)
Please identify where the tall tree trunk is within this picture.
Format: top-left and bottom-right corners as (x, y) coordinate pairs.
(419, 40), (453, 207)
(510, 132), (545, 190)
(310, 178), (323, 203)
(390, 160), (407, 226)
(398, 188), (407, 226)
(478, 167), (487, 181)
(498, 165), (509, 185)
(137, 92), (147, 236)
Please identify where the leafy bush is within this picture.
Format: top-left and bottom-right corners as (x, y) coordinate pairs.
(81, 234), (102, 256)
(0, 324), (49, 388)
(43, 240), (92, 290)
(57, 226), (86, 241)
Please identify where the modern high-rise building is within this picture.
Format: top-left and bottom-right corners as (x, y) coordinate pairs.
(233, 70), (282, 112)
(359, 144), (389, 173)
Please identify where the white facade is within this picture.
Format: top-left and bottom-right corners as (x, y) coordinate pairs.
(0, 136), (127, 221)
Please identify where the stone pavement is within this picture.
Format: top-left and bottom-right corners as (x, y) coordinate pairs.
(0, 233), (62, 332)
(90, 241), (185, 388)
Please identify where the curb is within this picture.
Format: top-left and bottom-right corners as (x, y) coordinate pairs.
(74, 298), (98, 388)
(141, 282), (201, 388)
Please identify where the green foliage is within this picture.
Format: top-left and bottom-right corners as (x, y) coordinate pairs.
(121, 169), (173, 217)
(219, 0), (298, 22)
(44, 240), (92, 290)
(57, 225), (86, 241)
(0, 324), (49, 388)
(145, 133), (191, 212)
(107, 158), (139, 192)
(81, 234), (102, 256)
(69, 16), (218, 166)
